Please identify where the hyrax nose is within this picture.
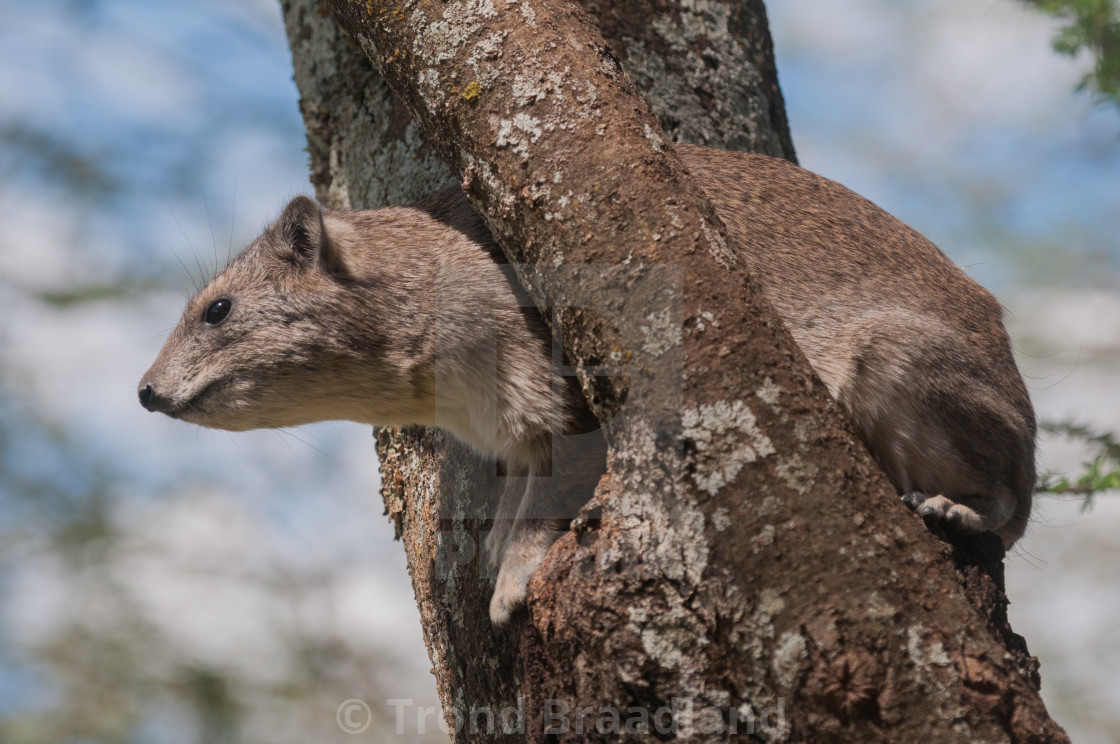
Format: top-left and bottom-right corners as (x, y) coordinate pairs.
(138, 382), (164, 412)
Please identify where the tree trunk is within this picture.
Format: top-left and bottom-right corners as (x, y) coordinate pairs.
(574, 0), (796, 159)
(281, 0), (1067, 741)
(281, 1), (526, 730)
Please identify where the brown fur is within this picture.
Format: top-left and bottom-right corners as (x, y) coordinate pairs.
(139, 145), (1036, 623)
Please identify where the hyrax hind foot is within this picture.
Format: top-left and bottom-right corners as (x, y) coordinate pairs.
(901, 492), (990, 534)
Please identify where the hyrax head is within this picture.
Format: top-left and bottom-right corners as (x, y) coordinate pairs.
(138, 196), (429, 431)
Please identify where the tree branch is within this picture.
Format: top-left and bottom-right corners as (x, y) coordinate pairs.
(285, 0), (1067, 739)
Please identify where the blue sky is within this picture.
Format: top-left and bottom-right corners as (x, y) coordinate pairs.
(769, 0), (1119, 289)
(1, 0), (1115, 292)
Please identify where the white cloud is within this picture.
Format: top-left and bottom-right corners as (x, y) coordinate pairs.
(771, 0), (1094, 152)
(0, 10), (73, 120)
(0, 193), (86, 290)
(770, 0), (907, 59)
(0, 10), (200, 125)
(908, 0), (1089, 135)
(77, 31), (202, 124)
(1006, 288), (1120, 359)
(103, 489), (420, 684)
(1007, 496), (1120, 744)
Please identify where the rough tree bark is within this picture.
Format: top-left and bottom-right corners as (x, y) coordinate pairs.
(281, 0), (1067, 741)
(280, 0), (798, 735)
(575, 0), (795, 158)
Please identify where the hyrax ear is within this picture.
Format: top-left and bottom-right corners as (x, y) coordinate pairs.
(274, 195), (328, 268)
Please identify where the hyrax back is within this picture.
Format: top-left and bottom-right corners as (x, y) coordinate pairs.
(139, 144), (1036, 624)
(681, 146), (1035, 547)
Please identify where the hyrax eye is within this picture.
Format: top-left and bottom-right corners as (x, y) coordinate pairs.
(204, 299), (232, 325)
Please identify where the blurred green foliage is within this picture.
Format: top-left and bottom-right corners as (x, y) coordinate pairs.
(1038, 420), (1120, 506)
(1021, 0), (1120, 502)
(0, 123), (121, 203)
(1024, 0), (1120, 107)
(34, 279), (166, 308)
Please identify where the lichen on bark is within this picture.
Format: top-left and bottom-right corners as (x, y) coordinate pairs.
(282, 0), (455, 208)
(577, 0), (796, 159)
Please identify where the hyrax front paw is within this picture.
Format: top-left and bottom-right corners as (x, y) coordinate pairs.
(489, 560), (536, 625)
(901, 492), (987, 533)
(488, 530), (559, 625)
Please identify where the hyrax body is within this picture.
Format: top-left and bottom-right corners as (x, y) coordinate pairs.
(139, 144), (1036, 624)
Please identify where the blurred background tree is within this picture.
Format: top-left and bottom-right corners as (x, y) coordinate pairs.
(1024, 0), (1120, 108)
(1021, 0), (1120, 504)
